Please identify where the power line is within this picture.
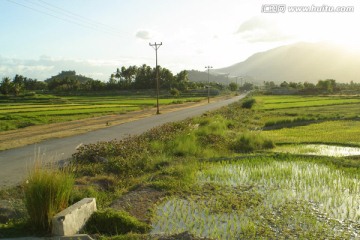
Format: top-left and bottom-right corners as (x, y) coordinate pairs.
(7, 0), (124, 37)
(34, 0), (123, 34)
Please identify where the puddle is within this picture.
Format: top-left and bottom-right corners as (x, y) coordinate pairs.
(275, 144), (360, 157)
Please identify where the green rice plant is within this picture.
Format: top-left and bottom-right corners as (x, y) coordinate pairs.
(254, 95), (360, 110)
(23, 162), (74, 232)
(0, 93), (204, 132)
(150, 156), (358, 239)
(197, 159), (360, 224)
(262, 120), (360, 145)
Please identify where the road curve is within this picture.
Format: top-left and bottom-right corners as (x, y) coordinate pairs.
(0, 93), (247, 188)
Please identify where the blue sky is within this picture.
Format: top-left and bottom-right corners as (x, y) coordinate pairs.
(1, 0), (359, 81)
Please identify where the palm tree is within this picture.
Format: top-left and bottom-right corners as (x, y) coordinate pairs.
(0, 77), (13, 95)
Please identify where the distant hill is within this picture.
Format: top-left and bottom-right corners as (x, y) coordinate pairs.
(187, 70), (231, 85)
(45, 70), (95, 83)
(213, 42), (360, 84)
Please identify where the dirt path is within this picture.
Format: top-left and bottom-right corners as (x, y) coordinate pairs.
(0, 96), (231, 151)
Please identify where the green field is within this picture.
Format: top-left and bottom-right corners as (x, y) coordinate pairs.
(256, 95), (360, 146)
(1, 93), (360, 238)
(0, 93), (205, 131)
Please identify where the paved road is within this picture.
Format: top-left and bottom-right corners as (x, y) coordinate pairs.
(0, 94), (247, 188)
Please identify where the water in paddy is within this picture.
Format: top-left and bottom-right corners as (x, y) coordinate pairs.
(151, 160), (360, 239)
(274, 144), (360, 157)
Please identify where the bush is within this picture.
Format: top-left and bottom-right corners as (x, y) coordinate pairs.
(170, 88), (180, 96)
(230, 132), (275, 153)
(242, 98), (256, 109)
(84, 209), (150, 235)
(23, 164), (74, 232)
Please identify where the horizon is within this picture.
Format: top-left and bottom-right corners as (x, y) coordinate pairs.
(1, 0), (359, 81)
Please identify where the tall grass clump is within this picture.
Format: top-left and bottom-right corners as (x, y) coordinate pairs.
(168, 134), (201, 157)
(231, 132), (275, 153)
(241, 98), (256, 109)
(23, 162), (74, 232)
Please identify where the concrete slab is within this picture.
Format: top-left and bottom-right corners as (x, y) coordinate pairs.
(52, 198), (96, 236)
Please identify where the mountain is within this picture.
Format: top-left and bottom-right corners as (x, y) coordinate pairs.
(213, 42), (360, 84)
(187, 70), (231, 85)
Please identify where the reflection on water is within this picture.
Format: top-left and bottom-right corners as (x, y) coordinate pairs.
(275, 144), (360, 157)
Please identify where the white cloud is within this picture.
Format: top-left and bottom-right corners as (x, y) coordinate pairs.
(236, 16), (273, 33)
(0, 57), (120, 81)
(135, 30), (152, 40)
(236, 16), (293, 43)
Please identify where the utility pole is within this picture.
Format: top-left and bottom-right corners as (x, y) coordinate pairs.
(149, 42), (162, 114)
(205, 66), (213, 103)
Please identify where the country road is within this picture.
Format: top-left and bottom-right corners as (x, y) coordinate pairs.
(0, 93), (247, 188)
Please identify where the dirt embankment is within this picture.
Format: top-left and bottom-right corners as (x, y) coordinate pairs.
(0, 96), (231, 151)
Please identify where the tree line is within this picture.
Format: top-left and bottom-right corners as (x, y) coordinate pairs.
(3, 67), (359, 96)
(0, 65), (234, 96)
(0, 75), (47, 96)
(263, 79), (360, 94)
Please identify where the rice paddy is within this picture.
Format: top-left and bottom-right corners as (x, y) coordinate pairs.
(150, 94), (360, 239)
(0, 93), (204, 131)
(151, 158), (360, 239)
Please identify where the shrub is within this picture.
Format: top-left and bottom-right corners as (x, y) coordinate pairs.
(230, 132), (275, 153)
(23, 164), (74, 232)
(242, 98), (256, 109)
(170, 88), (180, 96)
(84, 209), (150, 235)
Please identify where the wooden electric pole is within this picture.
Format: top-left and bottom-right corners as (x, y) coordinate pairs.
(149, 42), (162, 114)
(205, 66), (213, 103)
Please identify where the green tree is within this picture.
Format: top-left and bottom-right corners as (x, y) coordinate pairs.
(304, 82), (315, 89)
(317, 79), (337, 93)
(121, 66), (137, 88)
(0, 77), (13, 95)
(229, 82), (239, 91)
(174, 70), (189, 91)
(264, 81), (276, 89)
(134, 64), (154, 89)
(159, 67), (174, 89)
(240, 82), (254, 91)
(280, 81), (289, 88)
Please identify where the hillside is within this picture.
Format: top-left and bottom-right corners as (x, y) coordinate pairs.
(214, 42), (360, 84)
(45, 70), (95, 83)
(187, 70), (231, 85)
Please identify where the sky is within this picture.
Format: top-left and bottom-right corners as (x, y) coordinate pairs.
(1, 0), (360, 81)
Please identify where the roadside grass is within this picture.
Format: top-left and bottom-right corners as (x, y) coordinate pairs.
(23, 161), (74, 233)
(0, 93), (205, 131)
